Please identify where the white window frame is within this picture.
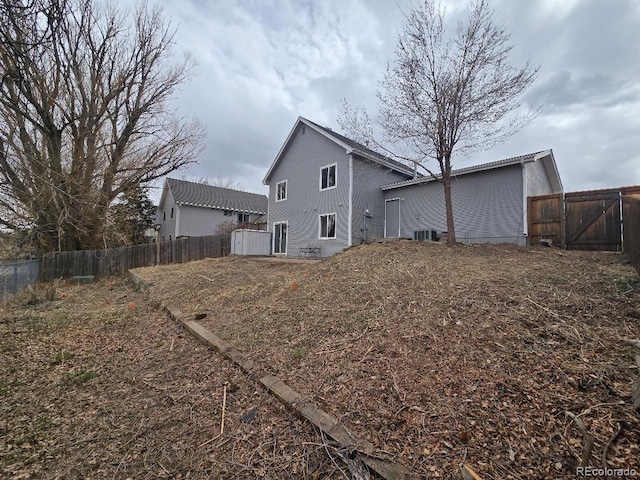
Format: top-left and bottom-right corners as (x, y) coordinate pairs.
(276, 180), (287, 202)
(318, 213), (337, 240)
(319, 163), (337, 191)
(273, 221), (288, 255)
(237, 212), (250, 223)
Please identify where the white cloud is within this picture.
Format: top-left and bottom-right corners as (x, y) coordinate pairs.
(153, 0), (640, 195)
(535, 0), (582, 21)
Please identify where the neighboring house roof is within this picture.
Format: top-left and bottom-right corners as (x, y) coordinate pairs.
(162, 178), (268, 214)
(381, 149), (563, 193)
(262, 116), (415, 184)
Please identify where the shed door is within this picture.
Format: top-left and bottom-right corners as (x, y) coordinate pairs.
(385, 199), (400, 238)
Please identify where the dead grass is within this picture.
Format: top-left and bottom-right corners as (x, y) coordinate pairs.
(0, 279), (346, 479)
(136, 241), (640, 479)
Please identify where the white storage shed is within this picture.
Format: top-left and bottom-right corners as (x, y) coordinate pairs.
(231, 229), (272, 256)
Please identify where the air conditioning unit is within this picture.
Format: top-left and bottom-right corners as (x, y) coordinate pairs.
(413, 229), (438, 241)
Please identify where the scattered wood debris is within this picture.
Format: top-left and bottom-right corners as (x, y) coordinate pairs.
(138, 241), (640, 478)
(0, 280), (349, 478)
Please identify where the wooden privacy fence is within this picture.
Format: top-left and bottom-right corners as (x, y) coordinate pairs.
(41, 234), (231, 282)
(623, 195), (640, 273)
(528, 186), (640, 272)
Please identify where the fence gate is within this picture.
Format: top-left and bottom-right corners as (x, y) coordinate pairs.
(623, 195), (640, 273)
(527, 193), (564, 247)
(564, 190), (621, 251)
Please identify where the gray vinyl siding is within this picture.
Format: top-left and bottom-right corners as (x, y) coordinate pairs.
(159, 188), (262, 238)
(525, 159), (554, 197)
(177, 205), (227, 237)
(177, 206), (262, 237)
(351, 156), (410, 244)
(386, 164), (526, 245)
(158, 189), (177, 241)
(267, 124), (349, 257)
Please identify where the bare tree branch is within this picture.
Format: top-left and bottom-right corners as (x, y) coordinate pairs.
(339, 0), (539, 244)
(0, 0), (203, 252)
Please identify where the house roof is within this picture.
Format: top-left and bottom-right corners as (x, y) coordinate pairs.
(381, 149), (563, 192)
(163, 178), (268, 214)
(262, 116), (415, 184)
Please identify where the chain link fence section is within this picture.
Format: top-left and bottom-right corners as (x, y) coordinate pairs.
(0, 259), (40, 301)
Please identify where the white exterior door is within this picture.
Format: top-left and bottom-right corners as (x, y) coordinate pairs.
(385, 199), (400, 238)
(273, 222), (287, 254)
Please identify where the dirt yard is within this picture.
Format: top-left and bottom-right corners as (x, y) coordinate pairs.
(134, 241), (640, 479)
(0, 280), (344, 479)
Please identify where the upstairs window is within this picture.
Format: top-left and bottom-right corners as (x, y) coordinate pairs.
(319, 213), (336, 239)
(162, 211), (166, 221)
(170, 207), (174, 219)
(238, 213), (250, 223)
(276, 180), (287, 202)
(223, 210), (233, 216)
(320, 163), (336, 191)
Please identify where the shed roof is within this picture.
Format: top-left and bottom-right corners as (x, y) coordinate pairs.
(164, 178), (268, 214)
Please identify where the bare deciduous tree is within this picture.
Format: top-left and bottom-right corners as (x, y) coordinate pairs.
(0, 0), (203, 252)
(339, 0), (538, 244)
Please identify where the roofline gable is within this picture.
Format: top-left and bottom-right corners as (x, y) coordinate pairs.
(262, 117), (310, 185)
(262, 117), (414, 184)
(158, 178), (170, 210)
(535, 150), (563, 193)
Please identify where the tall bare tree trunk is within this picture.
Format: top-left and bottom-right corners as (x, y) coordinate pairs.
(442, 174), (456, 245)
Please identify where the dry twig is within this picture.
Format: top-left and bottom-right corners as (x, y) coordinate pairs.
(461, 464), (484, 480)
(601, 421), (625, 472)
(199, 382), (229, 447)
(624, 339), (640, 349)
(565, 411), (594, 467)
(197, 274), (216, 282)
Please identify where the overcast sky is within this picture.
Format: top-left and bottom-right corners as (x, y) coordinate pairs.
(154, 0), (640, 197)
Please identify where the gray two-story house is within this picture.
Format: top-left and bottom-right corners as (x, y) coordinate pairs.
(158, 178), (268, 241)
(263, 117), (563, 257)
(262, 117), (415, 257)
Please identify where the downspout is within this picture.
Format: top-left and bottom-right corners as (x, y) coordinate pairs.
(175, 204), (181, 238)
(266, 186), (270, 232)
(521, 162), (528, 240)
(348, 154), (353, 247)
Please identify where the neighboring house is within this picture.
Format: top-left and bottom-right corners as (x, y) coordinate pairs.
(158, 178), (268, 241)
(382, 150), (563, 245)
(263, 117), (563, 257)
